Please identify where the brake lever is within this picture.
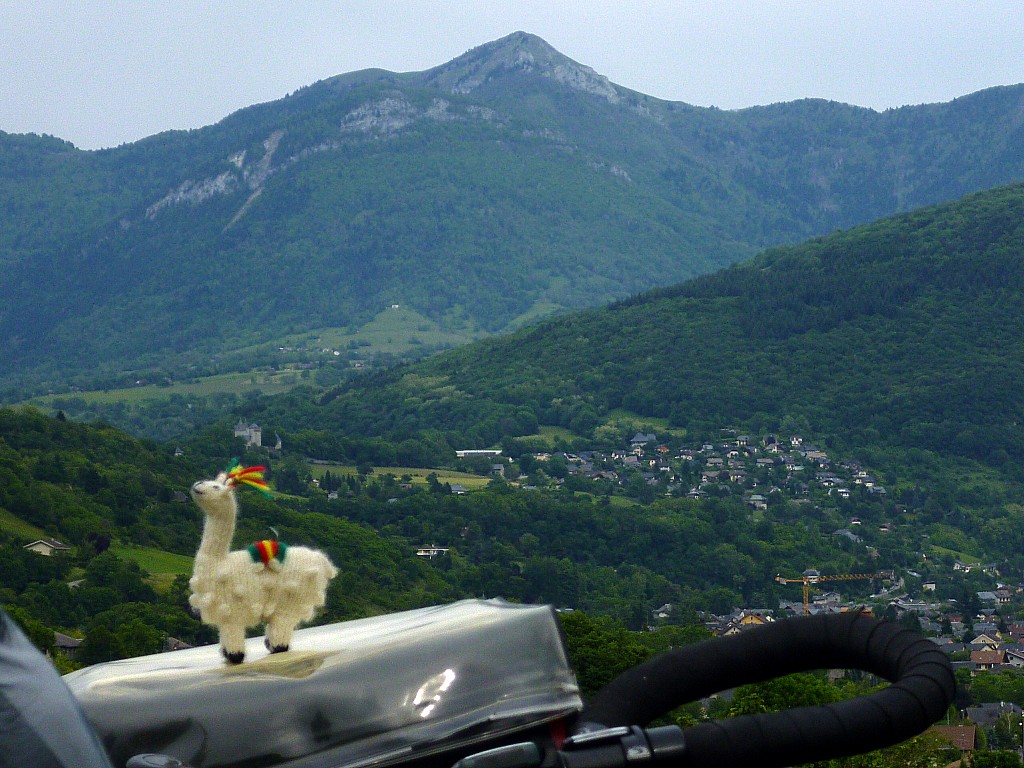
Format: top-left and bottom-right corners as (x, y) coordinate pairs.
(452, 725), (686, 768)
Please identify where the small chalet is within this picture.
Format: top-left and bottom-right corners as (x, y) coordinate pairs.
(652, 603), (673, 620)
(630, 432), (657, 447)
(53, 632), (81, 659)
(416, 546), (450, 559)
(966, 702), (1022, 726)
(23, 538), (71, 556)
(930, 725), (976, 754)
(970, 633), (1001, 648)
(972, 622), (999, 636)
(970, 649), (1005, 671)
(831, 528), (862, 544)
(718, 610), (774, 636)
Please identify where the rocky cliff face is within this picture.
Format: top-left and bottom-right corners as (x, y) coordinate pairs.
(420, 31), (623, 104)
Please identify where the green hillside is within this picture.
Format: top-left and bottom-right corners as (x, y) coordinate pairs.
(131, 181), (1020, 590)
(4, 33), (1024, 395)
(0, 405), (899, 671)
(0, 407), (463, 657)
(253, 182), (1024, 462)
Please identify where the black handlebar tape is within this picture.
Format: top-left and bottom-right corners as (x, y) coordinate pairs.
(580, 612), (954, 767)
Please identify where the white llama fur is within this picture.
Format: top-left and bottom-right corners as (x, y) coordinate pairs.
(189, 472), (338, 664)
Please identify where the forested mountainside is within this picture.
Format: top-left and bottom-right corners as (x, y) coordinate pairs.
(246, 181), (1024, 471)
(4, 32), (1024, 392)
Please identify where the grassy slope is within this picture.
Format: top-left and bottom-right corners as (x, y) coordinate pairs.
(308, 463), (493, 489)
(110, 542), (194, 590)
(27, 372), (300, 406)
(0, 509), (47, 540)
(372, 182), (1024, 460)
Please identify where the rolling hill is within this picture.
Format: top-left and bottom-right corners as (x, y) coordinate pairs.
(4, 32), (1024, 393)
(248, 180), (1024, 472)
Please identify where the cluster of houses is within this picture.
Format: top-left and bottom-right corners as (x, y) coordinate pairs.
(526, 430), (887, 505)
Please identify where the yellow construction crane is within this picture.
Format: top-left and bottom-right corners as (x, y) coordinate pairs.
(775, 569), (894, 615)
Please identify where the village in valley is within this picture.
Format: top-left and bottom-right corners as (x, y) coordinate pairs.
(474, 429), (1024, 668)
(518, 428), (1024, 755)
(16, 419), (1023, 760)
(227, 418), (1024, 683)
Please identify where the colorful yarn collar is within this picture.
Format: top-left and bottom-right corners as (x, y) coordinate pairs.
(248, 539), (288, 566)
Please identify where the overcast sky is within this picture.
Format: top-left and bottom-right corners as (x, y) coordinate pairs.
(3, 1), (1024, 150)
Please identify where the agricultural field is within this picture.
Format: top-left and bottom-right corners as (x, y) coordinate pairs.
(287, 305), (482, 359)
(308, 463), (493, 489)
(26, 370), (301, 407)
(110, 542), (194, 591)
(0, 509), (48, 541)
(601, 409), (689, 439)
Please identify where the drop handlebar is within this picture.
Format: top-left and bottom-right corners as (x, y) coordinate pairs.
(457, 612), (955, 768)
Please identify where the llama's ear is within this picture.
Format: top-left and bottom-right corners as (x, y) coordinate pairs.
(215, 472), (229, 484)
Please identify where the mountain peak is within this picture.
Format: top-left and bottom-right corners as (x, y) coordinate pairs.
(421, 31), (621, 103)
(483, 31), (563, 58)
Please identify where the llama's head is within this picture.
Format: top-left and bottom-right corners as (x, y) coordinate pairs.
(190, 472), (237, 517)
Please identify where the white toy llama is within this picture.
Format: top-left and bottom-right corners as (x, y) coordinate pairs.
(189, 463), (338, 664)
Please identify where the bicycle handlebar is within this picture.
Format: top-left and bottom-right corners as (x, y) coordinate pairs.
(578, 611), (955, 767)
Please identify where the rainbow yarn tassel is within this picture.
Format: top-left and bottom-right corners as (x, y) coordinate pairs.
(225, 460), (272, 497)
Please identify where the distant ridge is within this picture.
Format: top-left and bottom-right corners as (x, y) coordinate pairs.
(257, 181), (1024, 471)
(2, 34), (1024, 394)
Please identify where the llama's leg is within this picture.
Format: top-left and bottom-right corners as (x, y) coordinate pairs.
(219, 623), (246, 664)
(264, 615), (296, 654)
